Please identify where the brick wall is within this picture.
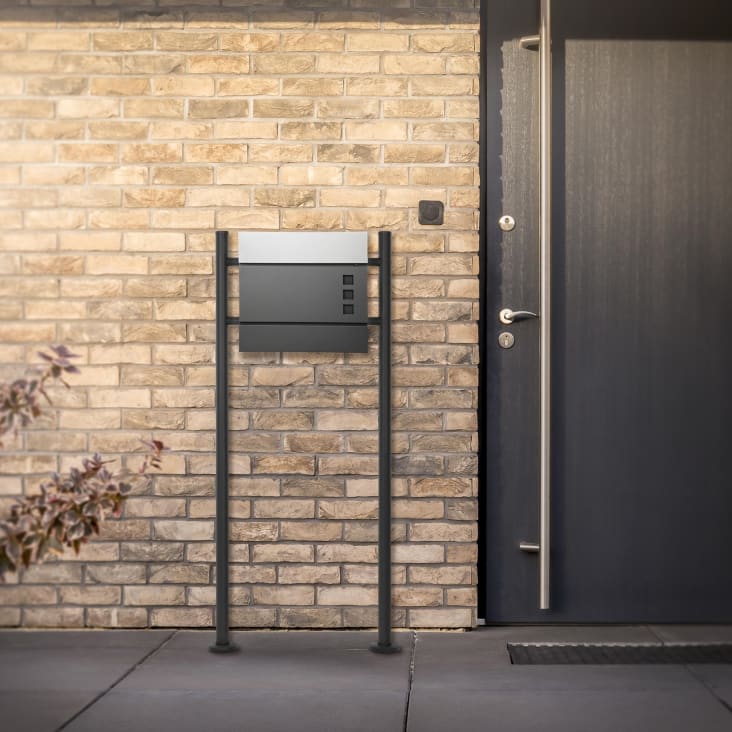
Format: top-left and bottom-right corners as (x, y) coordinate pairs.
(0, 1), (480, 629)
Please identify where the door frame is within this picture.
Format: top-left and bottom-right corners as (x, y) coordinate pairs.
(477, 0), (539, 622)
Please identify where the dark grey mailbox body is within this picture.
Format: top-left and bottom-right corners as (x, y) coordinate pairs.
(238, 232), (369, 353)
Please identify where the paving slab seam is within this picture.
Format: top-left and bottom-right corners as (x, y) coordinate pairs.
(402, 632), (418, 732)
(54, 630), (177, 732)
(684, 664), (732, 718)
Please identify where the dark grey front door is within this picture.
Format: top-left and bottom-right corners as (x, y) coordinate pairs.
(480, 0), (732, 622)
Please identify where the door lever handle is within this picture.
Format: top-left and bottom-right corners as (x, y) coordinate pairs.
(499, 308), (539, 325)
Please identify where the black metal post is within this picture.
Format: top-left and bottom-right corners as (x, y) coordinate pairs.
(209, 231), (237, 653)
(371, 231), (400, 654)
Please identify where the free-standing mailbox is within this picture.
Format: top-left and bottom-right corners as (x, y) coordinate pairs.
(238, 232), (368, 353)
(211, 230), (399, 656)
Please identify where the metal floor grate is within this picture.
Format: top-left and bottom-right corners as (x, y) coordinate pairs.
(508, 643), (732, 665)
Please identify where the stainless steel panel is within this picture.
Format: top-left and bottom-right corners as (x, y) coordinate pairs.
(238, 231), (368, 264)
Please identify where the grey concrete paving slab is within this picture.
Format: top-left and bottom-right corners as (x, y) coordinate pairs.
(0, 630), (171, 731)
(64, 631), (412, 732)
(414, 626), (658, 670)
(407, 687), (732, 732)
(651, 625), (732, 643)
(688, 665), (732, 709)
(407, 630), (732, 732)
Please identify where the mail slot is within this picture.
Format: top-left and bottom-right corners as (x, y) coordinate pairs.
(238, 232), (369, 353)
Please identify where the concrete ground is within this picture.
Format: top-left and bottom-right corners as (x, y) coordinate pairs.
(1, 627), (731, 732)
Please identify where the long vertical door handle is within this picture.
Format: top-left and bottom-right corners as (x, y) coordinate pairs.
(538, 0), (552, 611)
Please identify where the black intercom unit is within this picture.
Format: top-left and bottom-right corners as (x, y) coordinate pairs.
(238, 232), (369, 353)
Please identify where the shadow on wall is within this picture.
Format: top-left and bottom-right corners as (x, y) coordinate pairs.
(2, 0), (480, 24)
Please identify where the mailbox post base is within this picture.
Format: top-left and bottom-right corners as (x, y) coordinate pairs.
(208, 641), (239, 654)
(369, 642), (402, 655)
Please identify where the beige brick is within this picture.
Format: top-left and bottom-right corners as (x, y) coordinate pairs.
(216, 209), (280, 230)
(230, 522), (278, 542)
(59, 410), (120, 430)
(253, 54), (315, 74)
(252, 544), (313, 563)
(94, 32), (153, 51)
(187, 187), (250, 207)
(89, 344), (150, 364)
(121, 232), (185, 253)
(124, 188), (186, 208)
(253, 456), (315, 476)
(122, 143), (181, 164)
(253, 499), (314, 519)
(318, 500), (378, 520)
(393, 587), (443, 607)
(253, 586), (313, 606)
(27, 32), (88, 51)
(152, 209), (215, 229)
(282, 78), (343, 96)
(410, 522), (477, 543)
(125, 99), (184, 118)
(153, 520), (213, 542)
(59, 586), (121, 605)
(409, 608), (473, 628)
(317, 144), (379, 164)
(0, 231), (56, 252)
(211, 125), (275, 145)
(284, 433), (343, 453)
(217, 78), (280, 96)
(152, 608), (212, 627)
(151, 389), (214, 409)
(318, 455), (378, 475)
(318, 586), (376, 606)
(317, 411), (377, 431)
(0, 143), (53, 163)
(154, 301), (213, 320)
(157, 32), (218, 51)
(219, 32), (279, 52)
(249, 144), (312, 163)
(150, 121), (212, 140)
(185, 143), (246, 163)
(185, 55), (249, 74)
(22, 564), (82, 584)
(410, 566), (473, 586)
(87, 608), (149, 628)
(278, 121), (340, 141)
(124, 278), (185, 298)
(278, 166), (342, 186)
(84, 255), (147, 276)
(384, 144), (446, 164)
(189, 100), (248, 120)
(153, 166), (213, 185)
(87, 388), (150, 409)
(0, 32), (25, 51)
(253, 99), (316, 119)
(18, 123), (76, 146)
(253, 188), (314, 208)
(89, 120), (148, 140)
(126, 586), (185, 606)
(411, 77), (476, 97)
(90, 77), (150, 96)
(152, 76), (214, 96)
(25, 608), (84, 628)
(0, 53), (55, 74)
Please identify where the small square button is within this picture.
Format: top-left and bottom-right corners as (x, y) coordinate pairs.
(343, 274), (354, 285)
(343, 304), (354, 315)
(343, 289), (354, 300)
